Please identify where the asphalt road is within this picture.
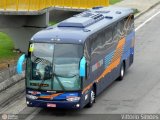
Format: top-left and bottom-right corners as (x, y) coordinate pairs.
(1, 5), (160, 120)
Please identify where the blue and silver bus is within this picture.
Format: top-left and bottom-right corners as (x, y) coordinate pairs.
(17, 6), (135, 109)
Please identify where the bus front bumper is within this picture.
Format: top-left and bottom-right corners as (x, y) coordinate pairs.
(26, 98), (81, 109)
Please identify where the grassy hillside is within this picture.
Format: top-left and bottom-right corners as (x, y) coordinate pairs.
(0, 32), (20, 70)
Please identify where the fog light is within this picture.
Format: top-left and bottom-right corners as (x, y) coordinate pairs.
(76, 104), (80, 108)
(26, 101), (29, 105)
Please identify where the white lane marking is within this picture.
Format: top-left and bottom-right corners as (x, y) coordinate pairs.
(25, 108), (42, 120)
(135, 10), (160, 31)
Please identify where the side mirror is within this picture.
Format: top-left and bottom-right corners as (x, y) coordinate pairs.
(79, 56), (86, 77)
(17, 54), (26, 74)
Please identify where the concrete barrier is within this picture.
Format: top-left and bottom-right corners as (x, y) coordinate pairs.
(0, 66), (25, 92)
(0, 66), (16, 83)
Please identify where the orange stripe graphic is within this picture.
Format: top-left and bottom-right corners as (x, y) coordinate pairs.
(82, 38), (126, 94)
(96, 38), (125, 82)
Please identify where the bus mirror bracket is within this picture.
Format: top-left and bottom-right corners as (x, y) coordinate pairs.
(80, 56), (86, 77)
(17, 54), (26, 74)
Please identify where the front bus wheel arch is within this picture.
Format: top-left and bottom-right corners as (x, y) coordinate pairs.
(86, 87), (96, 108)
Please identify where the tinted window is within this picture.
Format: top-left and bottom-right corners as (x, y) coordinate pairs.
(91, 26), (113, 56)
(113, 23), (121, 42)
(114, 14), (134, 40)
(126, 15), (134, 34)
(117, 19), (125, 39)
(104, 27), (113, 44)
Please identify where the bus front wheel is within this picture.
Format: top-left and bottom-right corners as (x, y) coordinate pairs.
(86, 88), (95, 108)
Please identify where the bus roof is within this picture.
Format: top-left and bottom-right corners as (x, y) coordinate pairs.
(31, 6), (134, 44)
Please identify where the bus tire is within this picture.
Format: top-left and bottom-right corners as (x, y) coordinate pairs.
(117, 62), (125, 81)
(86, 88), (95, 108)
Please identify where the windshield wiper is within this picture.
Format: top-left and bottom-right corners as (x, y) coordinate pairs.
(54, 75), (66, 91)
(54, 73), (78, 78)
(52, 73), (79, 91)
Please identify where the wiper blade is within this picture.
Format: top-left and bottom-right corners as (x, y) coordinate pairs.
(53, 72), (78, 78)
(54, 75), (66, 91)
(53, 73), (78, 91)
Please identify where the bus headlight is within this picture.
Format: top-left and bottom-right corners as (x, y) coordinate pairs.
(66, 96), (80, 102)
(26, 94), (38, 100)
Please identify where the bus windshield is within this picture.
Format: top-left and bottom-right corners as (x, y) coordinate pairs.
(27, 43), (83, 91)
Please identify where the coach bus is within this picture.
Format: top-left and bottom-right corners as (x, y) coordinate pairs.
(17, 6), (135, 109)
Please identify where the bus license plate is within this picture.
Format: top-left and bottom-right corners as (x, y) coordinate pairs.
(47, 103), (56, 108)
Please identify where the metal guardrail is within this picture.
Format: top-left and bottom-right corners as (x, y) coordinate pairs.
(0, 0), (109, 11)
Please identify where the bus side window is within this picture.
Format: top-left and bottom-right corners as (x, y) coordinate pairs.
(84, 41), (90, 61)
(90, 26), (113, 55)
(84, 40), (91, 79)
(123, 15), (134, 35)
(127, 15), (134, 34)
(98, 31), (105, 46)
(117, 19), (125, 39)
(91, 35), (99, 52)
(113, 23), (120, 43)
(104, 27), (113, 43)
(103, 27), (113, 49)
